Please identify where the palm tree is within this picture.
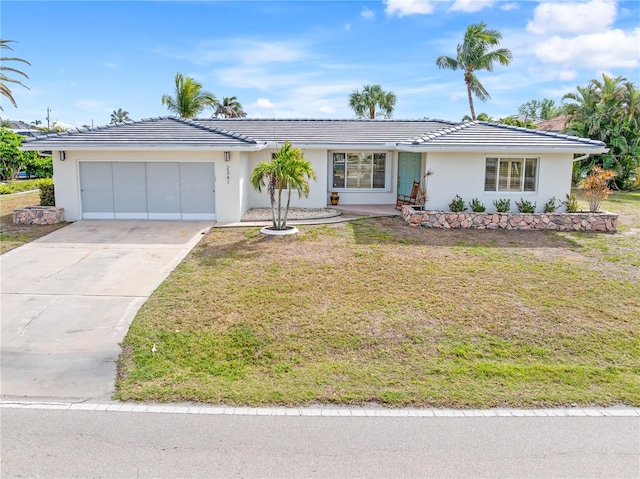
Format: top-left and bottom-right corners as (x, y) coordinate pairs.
(214, 96), (247, 118)
(161, 73), (217, 118)
(1, 39), (31, 111)
(110, 108), (132, 124)
(348, 84), (397, 119)
(436, 22), (512, 121)
(462, 112), (493, 122)
(250, 141), (317, 231)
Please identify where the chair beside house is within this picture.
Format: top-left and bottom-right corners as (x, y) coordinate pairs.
(395, 180), (420, 210)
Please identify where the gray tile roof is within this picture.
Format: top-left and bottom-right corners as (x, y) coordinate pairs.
(21, 116), (607, 153)
(398, 121), (607, 152)
(21, 116), (261, 150)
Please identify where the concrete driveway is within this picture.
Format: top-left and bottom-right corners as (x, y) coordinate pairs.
(1, 221), (211, 401)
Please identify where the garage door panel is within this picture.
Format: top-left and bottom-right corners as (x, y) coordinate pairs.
(113, 162), (147, 217)
(180, 162), (215, 216)
(80, 163), (114, 218)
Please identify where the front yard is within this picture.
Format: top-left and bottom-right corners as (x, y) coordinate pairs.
(0, 191), (67, 254)
(116, 191), (640, 407)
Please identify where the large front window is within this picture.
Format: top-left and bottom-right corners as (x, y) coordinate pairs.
(332, 152), (387, 189)
(485, 157), (538, 192)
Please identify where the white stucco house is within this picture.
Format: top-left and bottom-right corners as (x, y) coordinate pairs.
(21, 117), (607, 222)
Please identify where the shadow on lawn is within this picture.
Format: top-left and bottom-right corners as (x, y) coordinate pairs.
(348, 217), (580, 250)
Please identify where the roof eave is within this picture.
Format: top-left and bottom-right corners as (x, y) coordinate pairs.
(20, 143), (268, 152)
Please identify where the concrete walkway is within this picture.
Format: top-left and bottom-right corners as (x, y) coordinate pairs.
(0, 221), (212, 401)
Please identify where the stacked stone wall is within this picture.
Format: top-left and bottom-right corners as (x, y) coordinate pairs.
(402, 207), (617, 233)
(13, 206), (65, 225)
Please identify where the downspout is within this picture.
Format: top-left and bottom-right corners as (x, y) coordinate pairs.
(573, 153), (590, 162)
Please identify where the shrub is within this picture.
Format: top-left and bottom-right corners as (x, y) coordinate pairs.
(448, 194), (466, 212)
(469, 198), (486, 212)
(581, 166), (615, 212)
(38, 179), (55, 206)
(515, 198), (536, 213)
(493, 198), (511, 213)
(543, 196), (560, 213)
(23, 153), (53, 178)
(563, 193), (578, 213)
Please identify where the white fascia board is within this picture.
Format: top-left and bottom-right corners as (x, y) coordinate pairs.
(275, 143), (401, 150)
(395, 145), (608, 154)
(20, 143), (268, 152)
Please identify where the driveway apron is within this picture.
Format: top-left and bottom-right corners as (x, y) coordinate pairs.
(1, 221), (211, 401)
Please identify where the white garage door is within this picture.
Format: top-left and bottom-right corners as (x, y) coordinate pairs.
(80, 162), (216, 220)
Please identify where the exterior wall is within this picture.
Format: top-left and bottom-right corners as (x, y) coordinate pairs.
(245, 148), (329, 209)
(423, 151), (574, 213)
(52, 149), (234, 222)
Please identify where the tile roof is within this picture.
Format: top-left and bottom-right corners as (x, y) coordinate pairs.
(398, 121), (606, 152)
(21, 116), (607, 153)
(21, 116), (262, 149)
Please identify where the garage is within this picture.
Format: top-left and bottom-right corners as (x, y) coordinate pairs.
(80, 162), (215, 220)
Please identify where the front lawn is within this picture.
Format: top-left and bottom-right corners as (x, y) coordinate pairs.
(115, 191), (640, 407)
(0, 191), (68, 254)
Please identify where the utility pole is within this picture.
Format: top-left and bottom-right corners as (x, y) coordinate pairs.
(46, 107), (51, 131)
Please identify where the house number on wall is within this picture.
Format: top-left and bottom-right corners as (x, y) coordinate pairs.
(226, 165), (230, 184)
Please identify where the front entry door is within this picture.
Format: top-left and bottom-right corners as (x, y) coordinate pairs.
(397, 153), (422, 196)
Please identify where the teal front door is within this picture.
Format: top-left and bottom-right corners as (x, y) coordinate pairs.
(398, 153), (422, 196)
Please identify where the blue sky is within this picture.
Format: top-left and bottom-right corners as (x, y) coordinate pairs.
(2, 0), (639, 128)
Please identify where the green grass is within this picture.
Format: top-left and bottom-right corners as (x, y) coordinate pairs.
(0, 190), (67, 254)
(115, 192), (640, 407)
(0, 179), (43, 195)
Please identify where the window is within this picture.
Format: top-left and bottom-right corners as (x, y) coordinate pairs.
(485, 157), (537, 192)
(332, 152), (387, 189)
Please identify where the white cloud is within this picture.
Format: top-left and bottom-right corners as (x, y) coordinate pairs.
(558, 70), (578, 81)
(385, 0), (436, 17)
(527, 0), (617, 35)
(319, 105), (336, 114)
(500, 3), (518, 11)
(534, 29), (640, 69)
(104, 63), (118, 69)
(361, 7), (375, 20)
(449, 0), (495, 13)
(255, 98), (275, 109)
(345, 23), (351, 31)
(74, 99), (105, 110)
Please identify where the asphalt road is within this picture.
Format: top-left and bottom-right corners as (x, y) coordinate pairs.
(2, 408), (638, 478)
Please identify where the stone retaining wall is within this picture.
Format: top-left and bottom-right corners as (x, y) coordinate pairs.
(402, 207), (617, 233)
(13, 206), (65, 225)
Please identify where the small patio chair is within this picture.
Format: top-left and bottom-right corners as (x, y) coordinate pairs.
(395, 180), (420, 210)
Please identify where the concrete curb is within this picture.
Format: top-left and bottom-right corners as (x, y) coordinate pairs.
(2, 401), (638, 417)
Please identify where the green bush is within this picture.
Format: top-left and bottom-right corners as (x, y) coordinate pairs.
(515, 198), (537, 213)
(493, 198), (511, 213)
(563, 193), (578, 213)
(543, 196), (560, 213)
(23, 153), (53, 178)
(38, 179), (55, 206)
(469, 198), (486, 212)
(0, 179), (43, 194)
(448, 194), (466, 212)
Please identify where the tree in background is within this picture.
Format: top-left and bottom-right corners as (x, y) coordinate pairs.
(436, 22), (512, 121)
(0, 127), (26, 180)
(250, 142), (317, 231)
(499, 116), (537, 129)
(518, 99), (564, 120)
(161, 73), (218, 118)
(348, 84), (397, 119)
(462, 112), (494, 122)
(214, 96), (247, 118)
(563, 74), (639, 189)
(110, 108), (132, 123)
(0, 40), (30, 111)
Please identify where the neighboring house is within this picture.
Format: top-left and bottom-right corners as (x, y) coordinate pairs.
(535, 114), (570, 133)
(20, 117), (607, 222)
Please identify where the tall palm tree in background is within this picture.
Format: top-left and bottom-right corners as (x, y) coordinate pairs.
(161, 73), (217, 118)
(348, 84), (397, 119)
(436, 22), (512, 121)
(214, 96), (247, 118)
(250, 141), (317, 231)
(1, 39), (30, 111)
(110, 108), (132, 124)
